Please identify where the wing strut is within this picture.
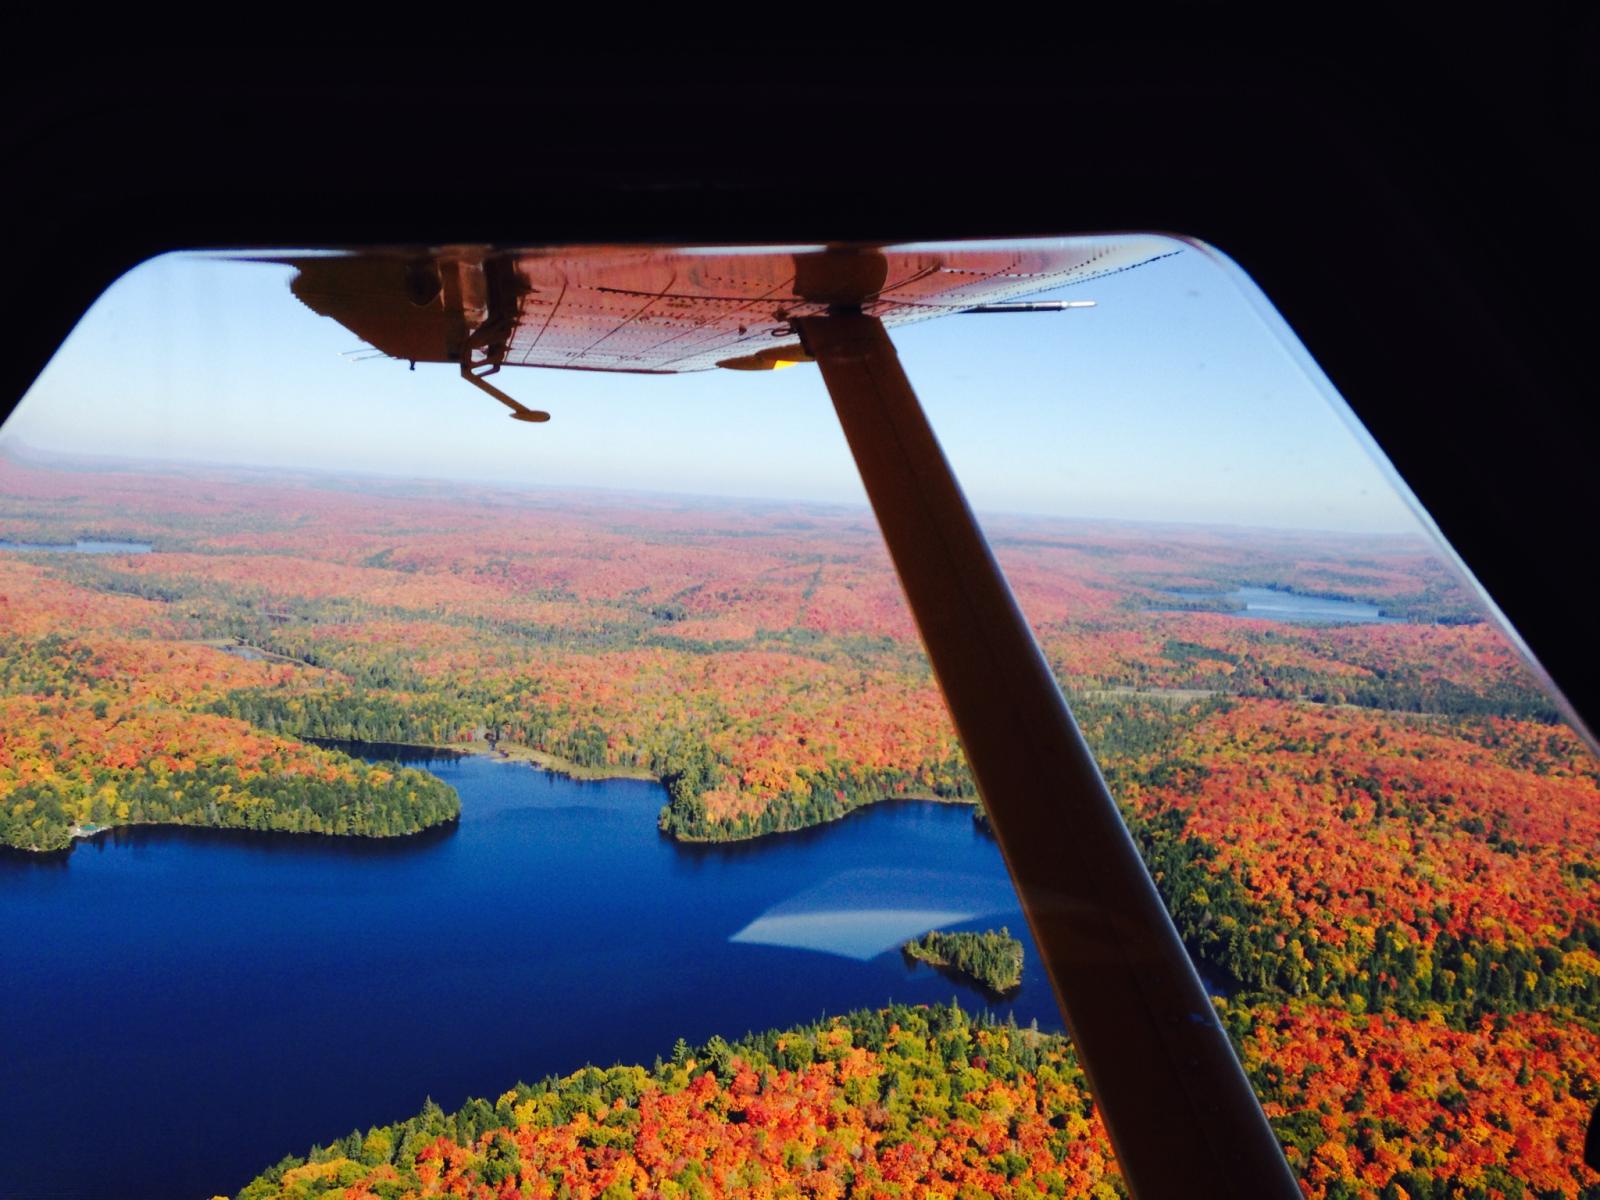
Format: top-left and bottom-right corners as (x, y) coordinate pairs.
(793, 309), (1301, 1200)
(460, 357), (550, 423)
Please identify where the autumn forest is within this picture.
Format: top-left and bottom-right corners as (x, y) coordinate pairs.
(1, 454), (1596, 1199)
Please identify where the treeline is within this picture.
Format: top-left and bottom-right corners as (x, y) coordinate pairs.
(213, 685), (732, 795)
(656, 756), (975, 841)
(209, 688), (479, 748)
(1246, 672), (1558, 722)
(215, 684), (965, 845)
(903, 928), (1025, 994)
(658, 690), (1212, 843)
(215, 681), (981, 848)
(1155, 642), (1558, 721)
(213, 684), (620, 769)
(0, 756), (458, 852)
(220, 678), (978, 848)
(53, 558), (664, 662)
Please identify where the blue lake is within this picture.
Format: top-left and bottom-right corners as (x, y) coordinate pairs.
(1164, 585), (1403, 624)
(0, 749), (1062, 1200)
(0, 539), (152, 554)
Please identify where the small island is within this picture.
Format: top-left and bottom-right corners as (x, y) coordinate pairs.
(903, 927), (1024, 995)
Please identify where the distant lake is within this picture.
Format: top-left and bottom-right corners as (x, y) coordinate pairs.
(1163, 585), (1404, 624)
(0, 749), (1070, 1200)
(0, 539), (152, 554)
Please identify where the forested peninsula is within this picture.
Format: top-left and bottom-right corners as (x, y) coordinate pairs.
(0, 628), (459, 852)
(232, 999), (1599, 1200)
(234, 1003), (1113, 1200)
(0, 749), (457, 853)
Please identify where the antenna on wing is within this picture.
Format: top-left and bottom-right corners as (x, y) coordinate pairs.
(962, 300), (1097, 313)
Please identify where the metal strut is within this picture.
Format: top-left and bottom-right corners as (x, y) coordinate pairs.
(460, 356), (550, 423)
(793, 310), (1301, 1200)
(460, 255), (550, 423)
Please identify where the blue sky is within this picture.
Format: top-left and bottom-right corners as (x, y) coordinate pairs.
(2, 240), (1422, 534)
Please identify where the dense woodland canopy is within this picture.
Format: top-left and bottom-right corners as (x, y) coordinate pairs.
(1, 457), (1596, 1197)
(232, 1001), (1597, 1200)
(234, 1004), (1123, 1200)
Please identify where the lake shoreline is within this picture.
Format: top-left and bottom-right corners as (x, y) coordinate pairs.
(315, 735), (661, 784)
(902, 951), (1023, 1001)
(8, 734), (975, 857)
(335, 736), (982, 849)
(480, 740), (658, 782)
(902, 930), (1025, 998)
(1, 812), (463, 858)
(666, 791), (979, 847)
(1150, 583), (1408, 625)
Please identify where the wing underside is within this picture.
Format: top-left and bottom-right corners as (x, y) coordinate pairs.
(282, 238), (1177, 375)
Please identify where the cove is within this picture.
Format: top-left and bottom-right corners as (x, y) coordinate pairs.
(1, 746), (1061, 1200)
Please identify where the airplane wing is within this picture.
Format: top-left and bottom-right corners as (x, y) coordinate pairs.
(281, 239), (1177, 376)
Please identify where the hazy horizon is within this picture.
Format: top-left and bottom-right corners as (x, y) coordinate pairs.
(2, 241), (1426, 535)
(0, 441), (1440, 545)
